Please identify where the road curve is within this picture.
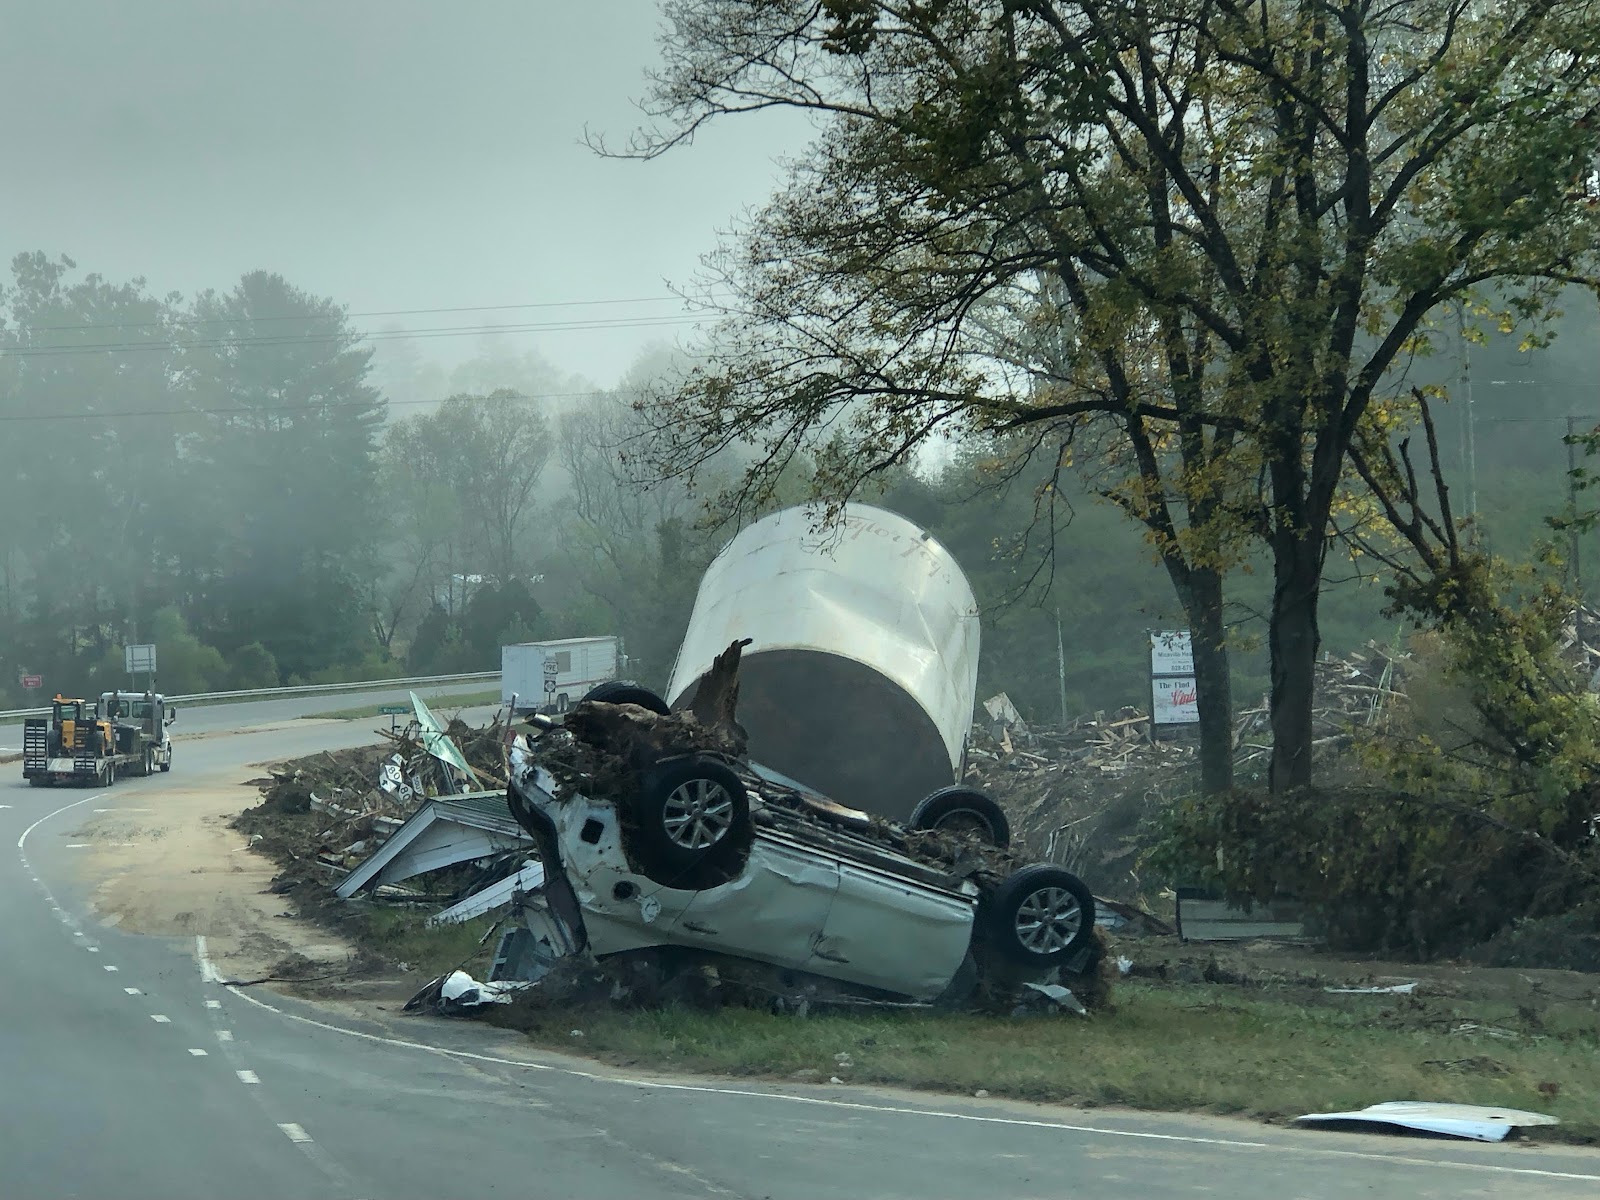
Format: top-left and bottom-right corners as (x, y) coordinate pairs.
(1, 699), (1596, 1199)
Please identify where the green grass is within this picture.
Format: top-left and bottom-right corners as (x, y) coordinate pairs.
(354, 907), (499, 977)
(301, 689), (503, 722)
(507, 983), (1599, 1139)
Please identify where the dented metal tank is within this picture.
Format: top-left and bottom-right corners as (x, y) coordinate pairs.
(666, 503), (980, 820)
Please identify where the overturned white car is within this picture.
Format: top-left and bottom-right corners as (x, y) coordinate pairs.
(501, 680), (1097, 1005)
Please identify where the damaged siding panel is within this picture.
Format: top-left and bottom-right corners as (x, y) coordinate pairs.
(334, 791), (533, 899)
(359, 822), (525, 892)
(429, 861), (547, 926)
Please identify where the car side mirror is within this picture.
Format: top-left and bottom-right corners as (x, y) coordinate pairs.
(166, 708), (177, 723)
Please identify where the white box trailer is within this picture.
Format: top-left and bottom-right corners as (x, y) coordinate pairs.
(502, 637), (621, 715)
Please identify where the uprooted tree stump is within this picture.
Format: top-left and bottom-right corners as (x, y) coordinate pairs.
(563, 638), (754, 768)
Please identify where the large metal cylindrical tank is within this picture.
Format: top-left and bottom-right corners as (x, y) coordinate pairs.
(666, 503), (980, 820)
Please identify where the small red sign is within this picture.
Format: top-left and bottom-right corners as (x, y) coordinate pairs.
(20, 675), (42, 689)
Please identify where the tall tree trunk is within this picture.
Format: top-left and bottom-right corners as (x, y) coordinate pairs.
(1268, 537), (1322, 793)
(1189, 567), (1234, 794)
(1165, 562), (1234, 793)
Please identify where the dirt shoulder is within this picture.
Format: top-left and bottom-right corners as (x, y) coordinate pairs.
(71, 757), (410, 1000)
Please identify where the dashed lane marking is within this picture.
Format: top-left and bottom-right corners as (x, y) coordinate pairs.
(103, 965), (118, 972)
(236, 1070), (260, 1085)
(204, 1000), (222, 1010)
(278, 1124), (312, 1143)
(188, 1048), (208, 1057)
(217, 1030), (234, 1042)
(151, 1015), (171, 1024)
(124, 987), (141, 995)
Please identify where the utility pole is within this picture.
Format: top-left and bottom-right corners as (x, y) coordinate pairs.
(1455, 303), (1480, 534)
(1056, 608), (1068, 728)
(1569, 414), (1585, 661)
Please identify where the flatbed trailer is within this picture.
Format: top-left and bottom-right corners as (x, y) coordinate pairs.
(22, 691), (175, 787)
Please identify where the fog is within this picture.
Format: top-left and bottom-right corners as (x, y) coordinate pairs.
(0, 0), (808, 387)
(2, 3), (1596, 728)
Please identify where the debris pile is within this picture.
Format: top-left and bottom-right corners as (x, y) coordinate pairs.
(966, 640), (1412, 897)
(1559, 602), (1600, 684)
(235, 694), (513, 882)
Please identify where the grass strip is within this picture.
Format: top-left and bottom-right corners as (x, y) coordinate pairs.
(301, 690), (503, 721)
(503, 983), (1597, 1140)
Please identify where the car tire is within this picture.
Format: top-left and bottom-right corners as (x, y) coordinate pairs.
(582, 681), (671, 716)
(909, 786), (1011, 848)
(159, 750), (172, 772)
(984, 865), (1095, 965)
(28, 776), (48, 788)
(629, 755), (753, 889)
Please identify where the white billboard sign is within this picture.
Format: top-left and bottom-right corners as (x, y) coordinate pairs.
(124, 644), (157, 675)
(1151, 676), (1200, 725)
(1149, 630), (1193, 676)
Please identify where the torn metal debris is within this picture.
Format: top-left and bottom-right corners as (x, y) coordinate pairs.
(404, 969), (531, 1016)
(1294, 1101), (1559, 1142)
(333, 791), (533, 900)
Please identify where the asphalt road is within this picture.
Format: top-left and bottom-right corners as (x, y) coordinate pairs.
(0, 681), (500, 753)
(2, 698), (1598, 1199)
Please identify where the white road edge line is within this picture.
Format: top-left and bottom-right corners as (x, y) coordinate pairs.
(196, 935), (221, 983)
(235, 1070), (260, 1085)
(194, 938), (1598, 1185)
(278, 1123), (312, 1143)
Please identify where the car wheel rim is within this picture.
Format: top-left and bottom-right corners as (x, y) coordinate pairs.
(1015, 886), (1083, 953)
(662, 778), (735, 850)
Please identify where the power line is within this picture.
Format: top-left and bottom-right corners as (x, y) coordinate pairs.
(0, 388), (619, 424)
(15, 292), (723, 334)
(0, 313), (707, 359)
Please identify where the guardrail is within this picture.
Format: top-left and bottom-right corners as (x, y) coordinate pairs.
(0, 670), (501, 722)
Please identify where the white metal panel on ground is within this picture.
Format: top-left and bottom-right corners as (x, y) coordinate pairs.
(666, 504), (980, 820)
(1296, 1102), (1560, 1142)
(428, 860), (547, 926)
(334, 792), (532, 899)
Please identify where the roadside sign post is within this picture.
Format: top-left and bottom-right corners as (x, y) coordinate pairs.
(124, 644), (157, 691)
(378, 703), (408, 734)
(1149, 630), (1199, 741)
(20, 674), (42, 691)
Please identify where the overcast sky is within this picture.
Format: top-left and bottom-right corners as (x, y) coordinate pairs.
(0, 1), (809, 389)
